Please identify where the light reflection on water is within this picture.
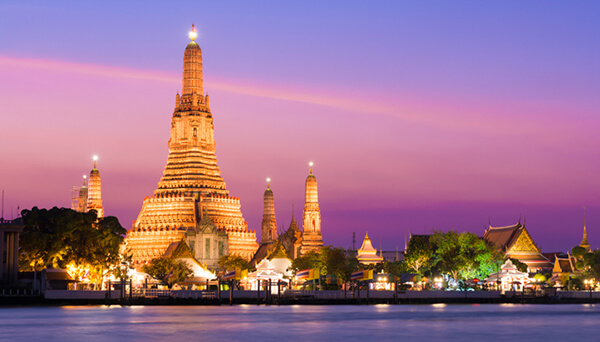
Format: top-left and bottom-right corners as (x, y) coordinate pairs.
(1, 304), (600, 341)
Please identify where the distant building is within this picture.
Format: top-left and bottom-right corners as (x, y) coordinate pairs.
(380, 250), (403, 262)
(71, 156), (103, 219)
(483, 221), (553, 272)
(0, 218), (24, 285)
(579, 209), (590, 251)
(278, 213), (302, 260)
(86, 157), (104, 219)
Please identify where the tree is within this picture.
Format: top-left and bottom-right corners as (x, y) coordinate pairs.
(289, 247), (360, 282)
(430, 230), (462, 281)
(290, 250), (321, 276)
(218, 254), (251, 271)
(508, 258), (528, 273)
(404, 235), (435, 275)
(19, 207), (126, 284)
(141, 257), (192, 285)
(571, 246), (588, 270)
(431, 230), (503, 284)
(583, 250), (600, 280)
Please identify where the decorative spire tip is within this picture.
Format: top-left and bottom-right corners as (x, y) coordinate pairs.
(189, 24), (198, 41)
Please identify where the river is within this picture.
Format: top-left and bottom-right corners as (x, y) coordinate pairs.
(1, 304), (599, 341)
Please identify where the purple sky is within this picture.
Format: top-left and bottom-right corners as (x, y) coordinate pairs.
(1, 1), (598, 252)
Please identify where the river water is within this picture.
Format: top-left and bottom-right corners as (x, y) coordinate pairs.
(1, 304), (599, 341)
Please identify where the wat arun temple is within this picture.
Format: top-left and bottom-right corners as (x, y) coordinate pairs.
(124, 26), (323, 267)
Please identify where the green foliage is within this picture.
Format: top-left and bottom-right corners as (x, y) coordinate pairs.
(19, 207), (126, 281)
(290, 250), (322, 275)
(567, 277), (583, 291)
(218, 254), (251, 271)
(430, 230), (503, 283)
(141, 257), (192, 285)
(404, 235), (435, 275)
(290, 246), (361, 282)
(583, 250), (600, 279)
(508, 258), (528, 273)
(571, 246), (587, 258)
(571, 246), (590, 271)
(534, 273), (547, 282)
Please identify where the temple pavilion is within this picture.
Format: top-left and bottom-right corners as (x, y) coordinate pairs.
(484, 259), (531, 292)
(483, 221), (553, 272)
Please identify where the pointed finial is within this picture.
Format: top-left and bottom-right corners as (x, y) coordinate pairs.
(189, 24), (198, 41)
(266, 178), (271, 189)
(309, 161), (314, 174)
(82, 175), (87, 186)
(93, 155), (98, 169)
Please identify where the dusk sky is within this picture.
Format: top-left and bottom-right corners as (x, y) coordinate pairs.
(1, 1), (598, 252)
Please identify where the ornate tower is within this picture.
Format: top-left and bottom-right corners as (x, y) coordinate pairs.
(87, 156), (104, 219)
(580, 207), (590, 251)
(77, 176), (88, 213)
(300, 162), (323, 254)
(125, 25), (258, 265)
(261, 178), (277, 244)
(357, 232), (383, 264)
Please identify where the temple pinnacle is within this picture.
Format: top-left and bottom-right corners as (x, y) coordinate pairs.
(309, 161), (314, 174)
(266, 178), (271, 189)
(189, 24), (197, 41)
(93, 155), (98, 169)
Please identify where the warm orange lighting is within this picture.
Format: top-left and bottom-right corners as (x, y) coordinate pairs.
(189, 24), (198, 41)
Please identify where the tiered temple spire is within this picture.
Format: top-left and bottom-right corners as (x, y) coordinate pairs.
(86, 156), (104, 219)
(261, 178), (277, 244)
(125, 25), (257, 266)
(300, 162), (323, 254)
(580, 207), (590, 251)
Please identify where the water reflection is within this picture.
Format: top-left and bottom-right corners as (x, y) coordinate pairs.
(1, 304), (599, 341)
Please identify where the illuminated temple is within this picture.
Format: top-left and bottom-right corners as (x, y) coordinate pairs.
(483, 221), (553, 272)
(71, 156), (104, 219)
(125, 25), (258, 266)
(299, 163), (323, 254)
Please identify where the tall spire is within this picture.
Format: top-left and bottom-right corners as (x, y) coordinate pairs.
(182, 24), (203, 98)
(125, 24), (258, 266)
(261, 178), (277, 244)
(77, 175), (88, 213)
(300, 162), (323, 255)
(580, 206), (590, 251)
(87, 155), (103, 219)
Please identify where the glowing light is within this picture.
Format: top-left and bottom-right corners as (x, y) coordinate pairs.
(266, 178), (271, 183)
(83, 175), (87, 179)
(309, 162), (314, 167)
(189, 24), (198, 41)
(93, 155), (98, 161)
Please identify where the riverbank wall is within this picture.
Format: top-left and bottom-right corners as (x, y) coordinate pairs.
(3, 289), (600, 306)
